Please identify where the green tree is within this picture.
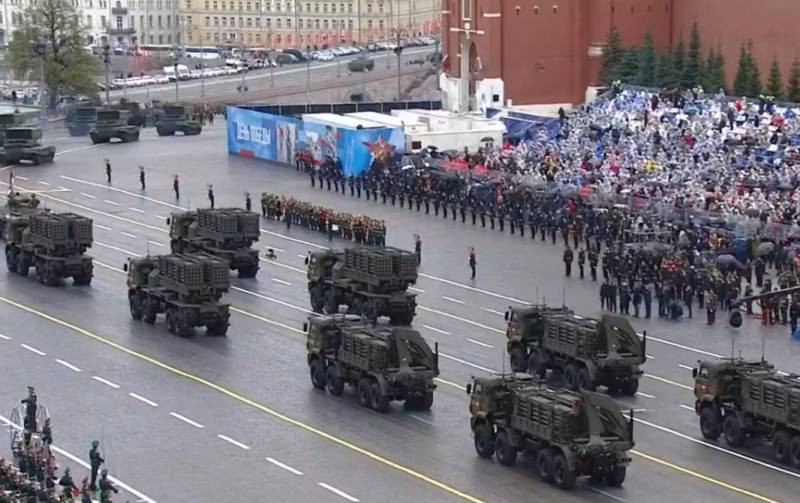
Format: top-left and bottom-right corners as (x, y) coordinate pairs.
(682, 22), (702, 89)
(654, 52), (673, 88)
(8, 0), (98, 109)
(599, 28), (625, 85)
(786, 57), (800, 103)
(705, 47), (727, 94)
(617, 48), (641, 84)
(636, 31), (657, 87)
(733, 44), (752, 96)
(766, 56), (784, 99)
(749, 44), (762, 97)
(671, 36), (686, 88)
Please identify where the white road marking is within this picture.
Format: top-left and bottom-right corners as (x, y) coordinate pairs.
(95, 241), (142, 257)
(104, 199), (120, 206)
(647, 336), (723, 358)
(153, 215), (168, 220)
(441, 295), (465, 305)
(128, 392), (158, 407)
(264, 245), (285, 253)
(0, 414), (157, 503)
(408, 287), (425, 294)
(482, 307), (505, 316)
(467, 338), (494, 349)
(418, 305), (505, 334)
(631, 409), (648, 413)
(266, 457), (303, 476)
(55, 359), (82, 372)
(128, 207), (146, 214)
(643, 373), (694, 391)
(297, 254), (307, 259)
(317, 483), (359, 502)
(38, 181), (51, 186)
(422, 324), (450, 336)
(80, 192), (96, 199)
(121, 231), (138, 239)
(418, 272), (529, 304)
(169, 412), (205, 428)
(96, 224), (112, 231)
(55, 145), (103, 156)
(439, 353), (496, 373)
(147, 240), (164, 247)
(408, 414), (435, 426)
(230, 286), (312, 314)
(590, 487), (627, 502)
(0, 333), (10, 340)
(20, 344), (46, 356)
(60, 175), (185, 209)
(92, 376), (121, 389)
(271, 278), (292, 286)
(15, 176), (28, 181)
(679, 404), (695, 412)
(636, 392), (656, 399)
(678, 364), (694, 371)
(217, 434), (250, 450)
(646, 354), (656, 360)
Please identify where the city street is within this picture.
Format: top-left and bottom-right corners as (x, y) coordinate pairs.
(0, 124), (797, 502)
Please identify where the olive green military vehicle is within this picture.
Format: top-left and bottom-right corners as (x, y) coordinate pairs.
(167, 208), (260, 278)
(0, 113), (27, 144)
(155, 104), (202, 136)
(693, 358), (800, 467)
(505, 306), (646, 395)
(89, 109), (140, 144)
(4, 212), (93, 286)
(124, 253), (231, 336)
(0, 192), (45, 240)
(306, 247), (418, 324)
(0, 128), (55, 165)
(66, 107), (97, 136)
(305, 314), (439, 412)
(347, 56), (375, 72)
(467, 374), (634, 489)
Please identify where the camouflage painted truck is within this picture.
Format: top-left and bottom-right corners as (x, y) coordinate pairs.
(505, 306), (646, 395)
(155, 104), (202, 136)
(0, 192), (45, 240)
(0, 113), (27, 144)
(306, 247), (418, 324)
(167, 208), (260, 278)
(89, 109), (140, 144)
(693, 358), (800, 467)
(0, 128), (55, 165)
(305, 314), (439, 412)
(66, 106), (97, 136)
(467, 374), (634, 489)
(124, 253), (231, 336)
(4, 212), (93, 286)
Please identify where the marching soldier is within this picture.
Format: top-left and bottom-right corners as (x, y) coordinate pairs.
(173, 174), (180, 200)
(577, 248), (586, 279)
(588, 247), (598, 281)
(99, 469), (119, 502)
(139, 166), (146, 190)
(89, 440), (104, 490)
(563, 246), (573, 277)
(245, 192), (252, 212)
(207, 184), (215, 208)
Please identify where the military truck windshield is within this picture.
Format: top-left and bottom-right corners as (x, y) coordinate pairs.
(74, 108), (97, 119)
(0, 115), (18, 126)
(163, 106), (185, 118)
(97, 111), (121, 121)
(5, 129), (33, 140)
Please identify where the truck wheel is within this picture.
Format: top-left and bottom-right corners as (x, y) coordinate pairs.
(325, 365), (344, 396)
(90, 134), (100, 144)
(527, 351), (546, 378)
(723, 414), (746, 447)
(418, 391), (434, 411)
(323, 290), (337, 314)
(369, 382), (390, 413)
(73, 272), (92, 286)
(206, 321), (228, 336)
(552, 452), (576, 489)
(165, 308), (177, 334)
(238, 264), (259, 278)
(494, 431), (518, 467)
(699, 406), (722, 440)
(620, 378), (639, 396)
(357, 378), (371, 407)
(774, 430), (792, 464)
(509, 347), (527, 373)
(577, 367), (596, 391)
(563, 364), (578, 391)
(31, 155), (41, 166)
(789, 434), (800, 467)
(143, 299), (157, 324)
(129, 294), (144, 320)
(536, 449), (554, 482)
(16, 255), (29, 277)
(5, 248), (18, 273)
(156, 127), (166, 136)
(605, 465), (626, 487)
(310, 359), (326, 390)
(473, 423), (495, 458)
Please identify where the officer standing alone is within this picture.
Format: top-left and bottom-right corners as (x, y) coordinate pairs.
(89, 440), (104, 490)
(468, 246), (476, 279)
(139, 166), (146, 190)
(104, 159), (111, 184)
(207, 184), (215, 208)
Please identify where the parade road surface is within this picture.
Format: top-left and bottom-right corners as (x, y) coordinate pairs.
(0, 123), (797, 503)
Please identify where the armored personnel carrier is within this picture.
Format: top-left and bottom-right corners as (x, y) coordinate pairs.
(0, 192), (45, 240)
(306, 247), (418, 324)
(467, 374), (634, 489)
(155, 104), (202, 136)
(0, 128), (55, 165)
(305, 314), (439, 412)
(167, 208), (260, 278)
(693, 358), (800, 466)
(125, 253), (231, 336)
(66, 107), (97, 136)
(4, 212), (93, 286)
(89, 109), (140, 144)
(505, 306), (646, 395)
(0, 113), (27, 144)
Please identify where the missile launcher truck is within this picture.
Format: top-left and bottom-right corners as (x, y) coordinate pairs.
(305, 314), (439, 412)
(693, 358), (800, 467)
(167, 208), (261, 278)
(4, 212), (93, 286)
(66, 107), (97, 136)
(125, 253), (231, 336)
(505, 306), (646, 395)
(155, 104), (202, 136)
(0, 113), (28, 144)
(0, 128), (55, 165)
(89, 109), (140, 144)
(467, 374), (634, 490)
(306, 247), (418, 324)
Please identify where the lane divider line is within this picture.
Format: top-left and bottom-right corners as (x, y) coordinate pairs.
(128, 392), (159, 407)
(92, 376), (121, 389)
(217, 434), (251, 450)
(266, 457), (303, 476)
(55, 359), (82, 372)
(317, 482), (359, 502)
(169, 412), (205, 429)
(20, 343), (46, 356)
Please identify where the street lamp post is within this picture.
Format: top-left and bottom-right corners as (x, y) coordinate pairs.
(392, 28), (404, 100)
(200, 47), (205, 97)
(269, 50), (275, 87)
(305, 45), (311, 109)
(102, 44), (111, 106)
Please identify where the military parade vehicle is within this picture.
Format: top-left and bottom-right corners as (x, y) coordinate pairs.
(306, 247), (418, 324)
(4, 212), (93, 286)
(467, 374), (634, 489)
(89, 109), (140, 144)
(0, 113), (27, 144)
(155, 104), (202, 136)
(0, 192), (45, 240)
(693, 358), (800, 467)
(505, 306), (646, 395)
(65, 106), (97, 136)
(347, 56), (375, 72)
(0, 128), (55, 165)
(124, 253), (231, 336)
(167, 208), (260, 278)
(305, 314), (439, 412)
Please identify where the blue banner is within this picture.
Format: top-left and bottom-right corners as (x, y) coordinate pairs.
(227, 106), (299, 164)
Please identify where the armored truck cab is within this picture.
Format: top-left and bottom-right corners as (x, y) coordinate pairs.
(125, 253), (231, 336)
(505, 306), (646, 395)
(306, 247), (418, 324)
(693, 358), (800, 467)
(4, 212), (93, 286)
(468, 374), (634, 489)
(66, 107), (97, 136)
(168, 208), (260, 278)
(89, 109), (140, 144)
(0, 193), (44, 240)
(0, 128), (55, 165)
(305, 315), (439, 412)
(155, 104), (202, 136)
(0, 113), (27, 144)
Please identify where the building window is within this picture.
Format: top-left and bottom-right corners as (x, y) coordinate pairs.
(167, 15), (171, 27)
(239, 1), (243, 10)
(158, 34), (163, 43)
(331, 3), (335, 13)
(305, 19), (311, 28)
(348, 19), (352, 29)
(323, 3), (327, 13)
(148, 14), (152, 27)
(266, 1), (271, 11)
(157, 15), (162, 27)
(266, 18), (271, 27)
(205, 16), (210, 25)
(186, 0), (191, 8)
(101, 15), (107, 27)
(168, 34), (172, 43)
(286, 18), (290, 28)
(314, 2), (318, 12)
(156, 0), (161, 9)
(247, 17), (252, 26)
(140, 15), (144, 27)
(206, 32), (211, 40)
(149, 35), (154, 43)
(255, 17), (260, 26)
(367, 19), (372, 29)
(323, 19), (327, 28)
(205, 0), (209, 7)
(315, 19), (319, 28)
(366, 2), (371, 13)
(222, 1), (227, 9)
(214, 32), (219, 41)
(188, 33), (193, 42)
(305, 2), (310, 12)
(86, 14), (92, 28)
(276, 17), (281, 28)
(256, 33), (261, 42)
(378, 1), (383, 14)
(214, 16), (218, 25)
(348, 2), (352, 13)
(213, 1), (217, 9)
(116, 16), (122, 28)
(222, 16), (227, 25)
(247, 1), (251, 10)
